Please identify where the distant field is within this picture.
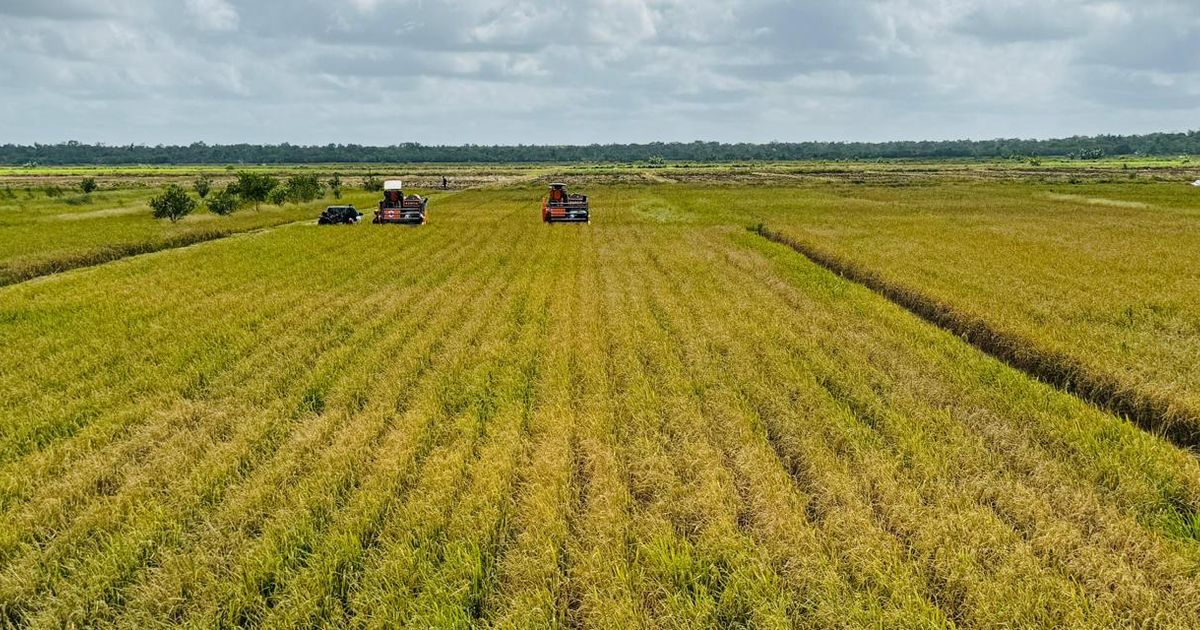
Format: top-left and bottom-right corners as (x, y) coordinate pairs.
(0, 165), (538, 193)
(1, 156), (1196, 187)
(1, 169), (1200, 627)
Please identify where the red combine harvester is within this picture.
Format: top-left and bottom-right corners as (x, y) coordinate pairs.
(542, 183), (589, 224)
(374, 180), (428, 225)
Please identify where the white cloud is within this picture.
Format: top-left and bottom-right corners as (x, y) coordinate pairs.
(0, 0), (1196, 144)
(185, 0), (239, 32)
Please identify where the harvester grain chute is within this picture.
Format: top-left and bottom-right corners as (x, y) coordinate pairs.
(317, 205), (362, 225)
(374, 180), (428, 225)
(542, 183), (589, 224)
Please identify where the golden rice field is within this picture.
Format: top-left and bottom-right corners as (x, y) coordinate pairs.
(1, 173), (1199, 628)
(748, 181), (1200, 443)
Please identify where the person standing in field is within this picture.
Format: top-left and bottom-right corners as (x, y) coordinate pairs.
(442, 176), (448, 190)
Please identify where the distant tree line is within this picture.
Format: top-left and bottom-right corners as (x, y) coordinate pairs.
(4, 132), (1199, 165)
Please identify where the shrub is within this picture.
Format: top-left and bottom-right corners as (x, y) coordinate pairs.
(64, 194), (93, 206)
(1069, 148), (1106, 161)
(44, 186), (65, 198)
(361, 175), (384, 192)
(267, 186), (287, 206)
(206, 187), (240, 216)
(149, 184), (197, 223)
(194, 175), (213, 199)
(285, 174), (323, 203)
(329, 174), (342, 200)
(80, 177), (98, 194)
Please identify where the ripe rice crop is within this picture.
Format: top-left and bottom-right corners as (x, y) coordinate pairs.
(749, 181), (1200, 444)
(0, 182), (1198, 627)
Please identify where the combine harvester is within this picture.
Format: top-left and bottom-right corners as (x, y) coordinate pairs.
(542, 183), (590, 224)
(374, 180), (428, 225)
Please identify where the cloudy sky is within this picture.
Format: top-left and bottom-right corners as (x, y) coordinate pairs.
(0, 0), (1197, 145)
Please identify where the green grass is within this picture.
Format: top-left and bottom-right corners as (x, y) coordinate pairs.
(1, 180), (1199, 627)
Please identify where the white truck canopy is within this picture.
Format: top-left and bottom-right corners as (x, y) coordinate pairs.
(384, 180), (404, 191)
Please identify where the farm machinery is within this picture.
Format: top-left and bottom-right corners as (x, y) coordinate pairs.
(318, 205), (362, 224)
(374, 180), (428, 225)
(542, 183), (589, 224)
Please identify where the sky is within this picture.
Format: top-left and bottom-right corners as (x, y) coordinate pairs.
(0, 0), (1197, 146)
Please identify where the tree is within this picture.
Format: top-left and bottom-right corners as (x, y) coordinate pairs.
(80, 177), (98, 194)
(149, 184), (197, 223)
(285, 174), (323, 203)
(194, 175), (213, 199)
(234, 172), (278, 210)
(328, 173), (342, 199)
(206, 187), (240, 216)
(267, 186), (287, 206)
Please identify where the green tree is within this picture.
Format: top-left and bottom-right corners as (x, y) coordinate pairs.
(285, 174), (323, 203)
(149, 184), (197, 223)
(267, 186), (287, 206)
(234, 172), (278, 210)
(328, 173), (342, 199)
(206, 187), (240, 216)
(80, 177), (98, 194)
(194, 175), (213, 199)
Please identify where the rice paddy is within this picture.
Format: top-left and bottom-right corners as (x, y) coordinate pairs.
(1, 170), (1199, 628)
(753, 180), (1200, 444)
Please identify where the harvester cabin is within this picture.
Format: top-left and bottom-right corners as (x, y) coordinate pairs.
(382, 180), (405, 207)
